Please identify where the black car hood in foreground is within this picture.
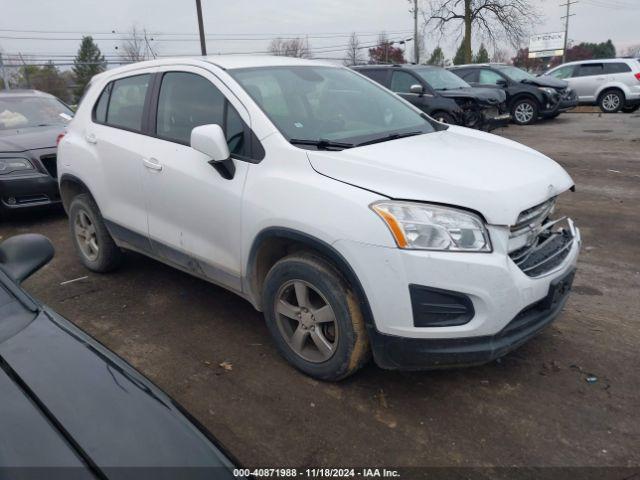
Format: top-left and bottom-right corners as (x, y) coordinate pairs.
(0, 125), (65, 152)
(522, 75), (568, 90)
(0, 237), (237, 479)
(437, 86), (507, 105)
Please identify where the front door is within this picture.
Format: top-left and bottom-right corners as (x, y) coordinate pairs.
(141, 68), (252, 292)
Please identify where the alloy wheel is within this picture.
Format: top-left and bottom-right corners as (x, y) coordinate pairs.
(514, 102), (535, 123)
(74, 210), (99, 261)
(274, 280), (338, 363)
(602, 93), (620, 112)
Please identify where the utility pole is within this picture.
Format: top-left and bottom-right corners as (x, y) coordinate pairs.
(0, 53), (10, 90)
(195, 0), (207, 56)
(413, 0), (419, 64)
(561, 1), (577, 63)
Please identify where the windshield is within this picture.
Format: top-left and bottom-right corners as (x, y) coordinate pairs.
(0, 96), (73, 130)
(495, 65), (535, 82)
(415, 68), (470, 90)
(230, 66), (435, 146)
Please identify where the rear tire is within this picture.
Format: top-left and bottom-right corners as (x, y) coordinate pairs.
(598, 89), (624, 113)
(622, 104), (639, 113)
(511, 98), (538, 125)
(262, 253), (370, 381)
(68, 194), (122, 272)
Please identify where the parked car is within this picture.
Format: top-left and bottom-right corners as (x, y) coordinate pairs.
(543, 58), (640, 113)
(352, 64), (510, 130)
(0, 234), (238, 476)
(449, 63), (578, 125)
(59, 56), (581, 381)
(0, 89), (71, 216)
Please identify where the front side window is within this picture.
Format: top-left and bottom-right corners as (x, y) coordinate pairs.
(478, 69), (505, 85)
(231, 66), (435, 145)
(576, 64), (603, 77)
(106, 74), (150, 131)
(156, 72), (249, 156)
(548, 65), (574, 79)
(390, 71), (420, 93)
(0, 95), (73, 130)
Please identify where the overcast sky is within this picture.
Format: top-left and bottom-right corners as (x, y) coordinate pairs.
(1, 0), (638, 67)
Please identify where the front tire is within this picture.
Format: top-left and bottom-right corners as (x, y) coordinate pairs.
(599, 89), (624, 113)
(262, 253), (370, 381)
(511, 98), (539, 125)
(68, 194), (122, 272)
(432, 111), (456, 125)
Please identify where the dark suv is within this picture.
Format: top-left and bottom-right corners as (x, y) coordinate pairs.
(353, 64), (510, 130)
(449, 64), (578, 125)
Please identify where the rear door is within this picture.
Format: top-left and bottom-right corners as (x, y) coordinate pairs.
(89, 72), (156, 250)
(571, 63), (604, 101)
(141, 67), (253, 292)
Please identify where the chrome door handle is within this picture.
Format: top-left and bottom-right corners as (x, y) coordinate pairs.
(85, 132), (97, 144)
(142, 157), (163, 171)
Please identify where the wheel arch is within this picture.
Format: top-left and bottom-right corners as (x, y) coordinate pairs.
(59, 174), (96, 213)
(509, 92), (541, 109)
(597, 85), (626, 102)
(245, 227), (376, 329)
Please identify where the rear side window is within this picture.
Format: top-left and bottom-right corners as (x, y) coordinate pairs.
(93, 83), (111, 123)
(603, 63), (631, 74)
(358, 69), (388, 85)
(576, 64), (603, 77)
(390, 71), (419, 93)
(106, 74), (150, 131)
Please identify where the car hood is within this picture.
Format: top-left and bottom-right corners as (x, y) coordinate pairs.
(524, 76), (568, 90)
(0, 125), (65, 152)
(437, 87), (506, 104)
(307, 126), (573, 225)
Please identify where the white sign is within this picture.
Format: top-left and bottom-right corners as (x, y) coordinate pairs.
(528, 49), (564, 59)
(529, 32), (565, 53)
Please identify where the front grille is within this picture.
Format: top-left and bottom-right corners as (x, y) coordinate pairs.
(40, 154), (57, 178)
(509, 216), (575, 277)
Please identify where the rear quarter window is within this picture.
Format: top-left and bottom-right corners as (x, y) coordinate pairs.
(603, 63), (631, 74)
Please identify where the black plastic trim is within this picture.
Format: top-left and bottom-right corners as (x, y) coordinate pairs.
(409, 284), (475, 327)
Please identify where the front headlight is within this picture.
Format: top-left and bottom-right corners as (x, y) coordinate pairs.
(371, 201), (491, 252)
(538, 87), (556, 97)
(0, 157), (34, 175)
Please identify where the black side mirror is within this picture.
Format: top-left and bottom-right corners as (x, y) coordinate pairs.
(0, 234), (54, 283)
(496, 79), (508, 87)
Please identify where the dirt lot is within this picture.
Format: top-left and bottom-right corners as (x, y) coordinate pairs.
(1, 113), (639, 470)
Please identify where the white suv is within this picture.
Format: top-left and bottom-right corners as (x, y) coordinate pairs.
(58, 56), (581, 381)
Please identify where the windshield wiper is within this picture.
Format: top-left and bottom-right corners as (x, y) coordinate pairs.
(289, 138), (355, 150)
(356, 131), (424, 147)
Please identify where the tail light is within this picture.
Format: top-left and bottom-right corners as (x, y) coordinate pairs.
(635, 72), (640, 81)
(56, 133), (65, 146)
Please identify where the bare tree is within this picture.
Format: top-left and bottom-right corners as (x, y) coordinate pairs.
(344, 32), (364, 66)
(268, 37), (311, 58)
(117, 25), (157, 62)
(425, 0), (540, 64)
(491, 47), (510, 63)
(623, 43), (640, 57)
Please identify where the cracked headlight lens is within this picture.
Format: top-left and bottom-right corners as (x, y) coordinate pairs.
(371, 201), (491, 252)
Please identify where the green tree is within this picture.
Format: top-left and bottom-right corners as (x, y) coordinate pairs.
(579, 40), (616, 59)
(453, 40), (469, 65)
(474, 43), (489, 63)
(427, 46), (446, 66)
(72, 36), (106, 102)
